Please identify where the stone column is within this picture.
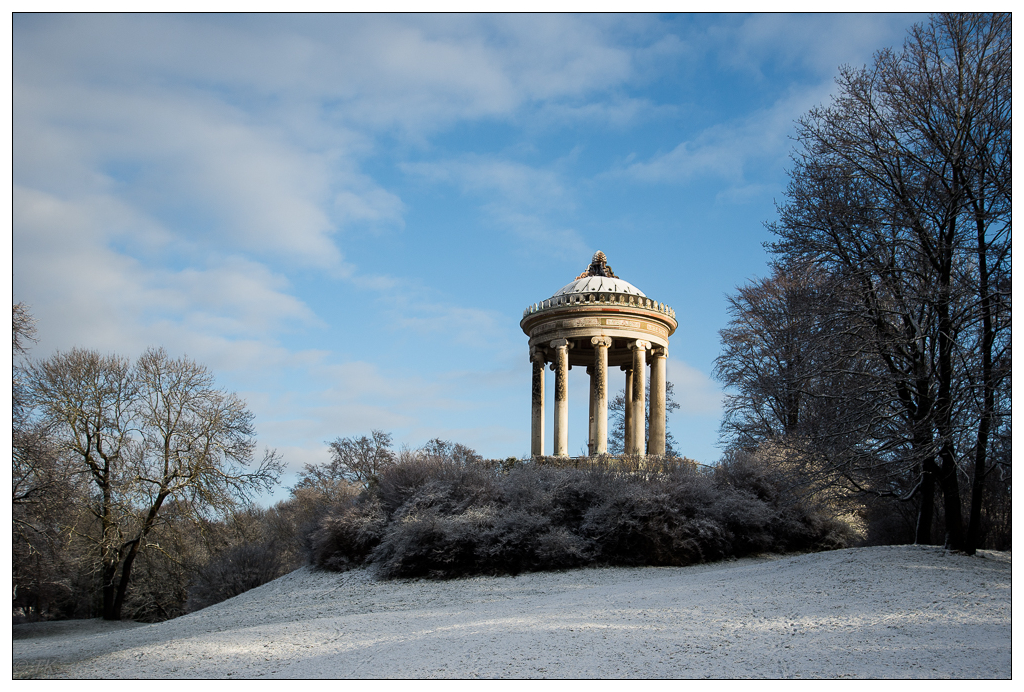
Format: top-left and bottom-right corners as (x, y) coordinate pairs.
(629, 340), (651, 455)
(623, 366), (634, 454)
(550, 338), (570, 457)
(591, 336), (611, 455)
(530, 348), (546, 458)
(587, 365), (595, 456)
(649, 346), (668, 456)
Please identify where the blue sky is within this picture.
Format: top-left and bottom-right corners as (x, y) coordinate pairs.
(12, 13), (921, 503)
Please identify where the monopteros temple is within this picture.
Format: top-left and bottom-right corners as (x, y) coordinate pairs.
(521, 251), (677, 457)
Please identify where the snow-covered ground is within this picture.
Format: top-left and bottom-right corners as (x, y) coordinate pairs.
(12, 545), (1011, 679)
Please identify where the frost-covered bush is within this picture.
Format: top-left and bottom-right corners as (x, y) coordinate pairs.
(185, 541), (284, 612)
(308, 455), (852, 579)
(309, 497), (387, 571)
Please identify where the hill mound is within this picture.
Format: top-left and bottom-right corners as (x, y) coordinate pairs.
(13, 545), (1010, 679)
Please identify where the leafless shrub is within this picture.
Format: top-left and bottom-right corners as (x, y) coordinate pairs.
(308, 498), (387, 571)
(310, 454), (853, 580)
(185, 541), (284, 612)
(374, 456), (444, 515)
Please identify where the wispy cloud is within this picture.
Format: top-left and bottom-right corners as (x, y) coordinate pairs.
(667, 360), (723, 416)
(403, 156), (568, 210)
(402, 155), (588, 258)
(613, 14), (919, 192)
(14, 186), (320, 359)
(706, 13), (920, 80)
(618, 84), (831, 188)
(15, 82), (386, 268)
(13, 13), (634, 348)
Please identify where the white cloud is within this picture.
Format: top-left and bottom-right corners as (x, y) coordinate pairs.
(265, 445), (330, 477)
(498, 214), (590, 260)
(14, 13), (645, 292)
(16, 14), (639, 136)
(15, 82), (368, 268)
(13, 186), (320, 360)
(241, 357), (526, 462)
(620, 84), (832, 186)
(615, 14), (920, 191)
(403, 156), (568, 210)
(667, 359), (723, 416)
(159, 257), (322, 336)
(707, 14), (920, 80)
(402, 155), (589, 259)
(535, 96), (672, 129)
(334, 187), (405, 227)
(388, 302), (508, 352)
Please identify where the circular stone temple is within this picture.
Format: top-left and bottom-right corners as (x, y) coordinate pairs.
(521, 251), (677, 457)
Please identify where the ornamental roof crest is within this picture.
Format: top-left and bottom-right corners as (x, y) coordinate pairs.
(575, 251), (617, 280)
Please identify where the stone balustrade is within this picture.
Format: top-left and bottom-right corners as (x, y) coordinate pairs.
(523, 292), (675, 319)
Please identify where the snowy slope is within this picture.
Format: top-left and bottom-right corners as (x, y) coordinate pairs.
(12, 545), (1011, 679)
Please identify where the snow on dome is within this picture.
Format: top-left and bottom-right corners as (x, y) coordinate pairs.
(551, 251), (646, 298)
(552, 275), (646, 298)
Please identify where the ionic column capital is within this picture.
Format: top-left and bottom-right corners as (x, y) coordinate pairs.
(629, 339), (652, 351)
(549, 338), (570, 350)
(530, 346), (547, 363)
(591, 336), (612, 348)
(651, 346), (669, 359)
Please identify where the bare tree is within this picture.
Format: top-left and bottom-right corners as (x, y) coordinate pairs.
(13, 302), (36, 354)
(714, 264), (842, 447)
(13, 303), (70, 511)
(292, 458), (359, 502)
(25, 347), (282, 619)
(290, 442), (363, 530)
(325, 429), (396, 489)
(713, 264), (939, 540)
(766, 13), (1010, 551)
(608, 380), (681, 456)
(419, 438), (483, 466)
(12, 303), (85, 620)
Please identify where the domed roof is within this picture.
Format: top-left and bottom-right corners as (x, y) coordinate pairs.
(550, 251), (646, 298)
(552, 275), (646, 298)
(522, 250), (675, 325)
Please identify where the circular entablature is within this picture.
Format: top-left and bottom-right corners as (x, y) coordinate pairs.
(523, 304), (675, 368)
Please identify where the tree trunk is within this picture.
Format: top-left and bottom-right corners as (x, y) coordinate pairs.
(110, 492), (169, 621)
(965, 425), (989, 555)
(965, 212), (998, 556)
(933, 219), (963, 551)
(915, 459), (935, 545)
(101, 562), (119, 620)
(937, 443), (964, 550)
(111, 541), (142, 621)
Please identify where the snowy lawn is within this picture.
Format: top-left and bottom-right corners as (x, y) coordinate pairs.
(12, 545), (1010, 679)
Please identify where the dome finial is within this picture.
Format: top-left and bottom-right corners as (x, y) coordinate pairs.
(576, 250), (616, 279)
